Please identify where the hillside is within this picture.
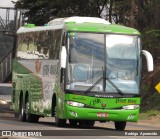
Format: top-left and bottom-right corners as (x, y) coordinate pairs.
(140, 53), (160, 119)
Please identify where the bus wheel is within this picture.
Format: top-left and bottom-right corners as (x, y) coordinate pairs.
(69, 120), (78, 127)
(79, 120), (86, 127)
(55, 107), (66, 127)
(85, 120), (95, 128)
(55, 116), (66, 127)
(25, 97), (39, 123)
(19, 99), (26, 122)
(79, 120), (95, 128)
(115, 121), (126, 131)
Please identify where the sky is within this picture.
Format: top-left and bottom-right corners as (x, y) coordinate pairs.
(0, 0), (17, 20)
(0, 0), (17, 7)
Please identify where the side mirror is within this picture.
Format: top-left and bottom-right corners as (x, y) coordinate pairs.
(60, 46), (67, 68)
(142, 50), (154, 72)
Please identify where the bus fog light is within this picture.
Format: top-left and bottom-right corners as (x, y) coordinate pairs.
(122, 105), (139, 110)
(70, 110), (78, 117)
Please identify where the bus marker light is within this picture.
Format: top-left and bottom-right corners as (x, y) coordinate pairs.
(97, 113), (108, 117)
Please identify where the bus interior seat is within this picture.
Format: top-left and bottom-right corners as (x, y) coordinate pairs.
(70, 64), (89, 82)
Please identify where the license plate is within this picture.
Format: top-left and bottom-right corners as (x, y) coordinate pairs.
(97, 113), (108, 117)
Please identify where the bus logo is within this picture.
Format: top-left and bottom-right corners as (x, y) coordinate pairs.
(35, 60), (42, 73)
(102, 102), (106, 107)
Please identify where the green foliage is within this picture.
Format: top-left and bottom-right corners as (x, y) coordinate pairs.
(139, 110), (160, 120)
(14, 0), (62, 25)
(140, 92), (160, 120)
(113, 0), (132, 25)
(141, 93), (160, 112)
(14, 0), (108, 25)
(142, 29), (160, 48)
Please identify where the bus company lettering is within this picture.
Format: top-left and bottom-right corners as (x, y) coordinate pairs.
(72, 97), (86, 101)
(90, 98), (101, 106)
(95, 95), (113, 98)
(116, 98), (137, 104)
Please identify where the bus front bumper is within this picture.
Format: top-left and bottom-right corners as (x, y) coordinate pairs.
(65, 105), (139, 122)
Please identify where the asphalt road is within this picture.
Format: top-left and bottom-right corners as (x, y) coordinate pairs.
(0, 112), (159, 139)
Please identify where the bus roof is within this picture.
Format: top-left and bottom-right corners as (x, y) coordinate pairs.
(48, 16), (111, 25)
(17, 16), (140, 35)
(17, 24), (63, 34)
(49, 17), (140, 35)
(65, 23), (140, 35)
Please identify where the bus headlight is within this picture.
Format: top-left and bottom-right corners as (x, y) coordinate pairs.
(0, 99), (8, 105)
(122, 105), (139, 110)
(66, 101), (84, 107)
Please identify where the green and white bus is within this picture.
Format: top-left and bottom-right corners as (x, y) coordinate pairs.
(12, 17), (153, 130)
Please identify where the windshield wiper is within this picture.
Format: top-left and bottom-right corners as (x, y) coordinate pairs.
(84, 76), (124, 96)
(84, 76), (103, 94)
(84, 65), (124, 95)
(106, 77), (124, 96)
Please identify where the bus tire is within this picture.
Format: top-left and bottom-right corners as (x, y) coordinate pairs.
(85, 120), (95, 128)
(25, 97), (39, 123)
(55, 116), (66, 127)
(55, 107), (66, 127)
(79, 120), (85, 127)
(28, 114), (39, 123)
(79, 120), (95, 128)
(19, 98), (26, 122)
(115, 121), (126, 131)
(69, 119), (78, 127)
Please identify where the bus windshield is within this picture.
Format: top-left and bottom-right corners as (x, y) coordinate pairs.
(66, 32), (140, 95)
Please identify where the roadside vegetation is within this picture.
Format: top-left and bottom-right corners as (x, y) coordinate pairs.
(140, 89), (160, 120)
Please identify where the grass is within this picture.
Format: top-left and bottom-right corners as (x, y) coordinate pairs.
(139, 110), (160, 120)
(139, 92), (160, 120)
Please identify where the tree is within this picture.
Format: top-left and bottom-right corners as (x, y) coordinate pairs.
(14, 0), (108, 25)
(13, 0), (62, 25)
